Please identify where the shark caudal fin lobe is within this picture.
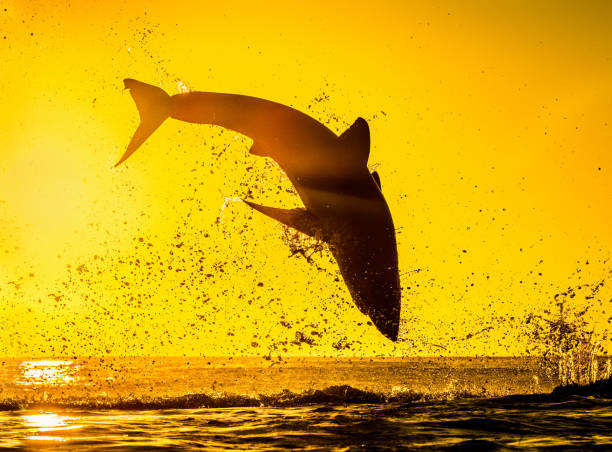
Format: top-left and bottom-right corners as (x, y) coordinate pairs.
(243, 201), (321, 238)
(115, 79), (172, 167)
(338, 117), (370, 166)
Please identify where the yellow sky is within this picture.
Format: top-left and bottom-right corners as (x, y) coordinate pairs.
(0, 0), (610, 356)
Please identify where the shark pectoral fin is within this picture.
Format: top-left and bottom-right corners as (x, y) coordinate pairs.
(338, 117), (370, 165)
(248, 142), (268, 157)
(243, 201), (320, 238)
(371, 171), (381, 190)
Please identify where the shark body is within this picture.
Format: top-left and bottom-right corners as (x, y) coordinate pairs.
(117, 79), (401, 341)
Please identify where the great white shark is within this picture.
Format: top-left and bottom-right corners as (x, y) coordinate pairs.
(116, 78), (401, 341)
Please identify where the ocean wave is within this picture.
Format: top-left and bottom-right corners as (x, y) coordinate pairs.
(1, 378), (610, 411)
(0, 384), (478, 410)
(552, 375), (612, 397)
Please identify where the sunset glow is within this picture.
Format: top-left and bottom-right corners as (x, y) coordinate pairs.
(0, 0), (610, 357)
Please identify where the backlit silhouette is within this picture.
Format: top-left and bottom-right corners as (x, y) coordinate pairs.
(116, 79), (401, 341)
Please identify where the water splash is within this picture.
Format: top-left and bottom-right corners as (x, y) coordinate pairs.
(176, 79), (191, 93)
(215, 196), (244, 225)
(526, 279), (611, 386)
(280, 225), (329, 264)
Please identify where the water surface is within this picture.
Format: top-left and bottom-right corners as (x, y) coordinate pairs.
(0, 357), (610, 450)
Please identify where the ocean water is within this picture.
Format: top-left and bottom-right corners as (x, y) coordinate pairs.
(0, 357), (610, 450)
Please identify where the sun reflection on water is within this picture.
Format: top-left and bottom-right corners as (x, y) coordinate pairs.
(16, 360), (79, 386)
(22, 412), (82, 442)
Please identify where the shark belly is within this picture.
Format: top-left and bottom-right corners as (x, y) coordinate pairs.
(329, 199), (401, 341)
(295, 176), (401, 341)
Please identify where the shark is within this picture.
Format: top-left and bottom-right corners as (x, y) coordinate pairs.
(116, 79), (401, 341)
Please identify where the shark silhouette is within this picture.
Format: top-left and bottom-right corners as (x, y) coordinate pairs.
(116, 79), (401, 341)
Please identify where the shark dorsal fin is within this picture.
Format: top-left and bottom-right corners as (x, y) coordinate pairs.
(338, 117), (370, 165)
(243, 200), (321, 239)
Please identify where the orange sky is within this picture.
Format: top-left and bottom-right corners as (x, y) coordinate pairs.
(0, 0), (610, 356)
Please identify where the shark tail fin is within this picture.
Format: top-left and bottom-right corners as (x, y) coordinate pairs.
(115, 79), (172, 167)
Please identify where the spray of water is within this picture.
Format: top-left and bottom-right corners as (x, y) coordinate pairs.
(526, 281), (611, 386)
